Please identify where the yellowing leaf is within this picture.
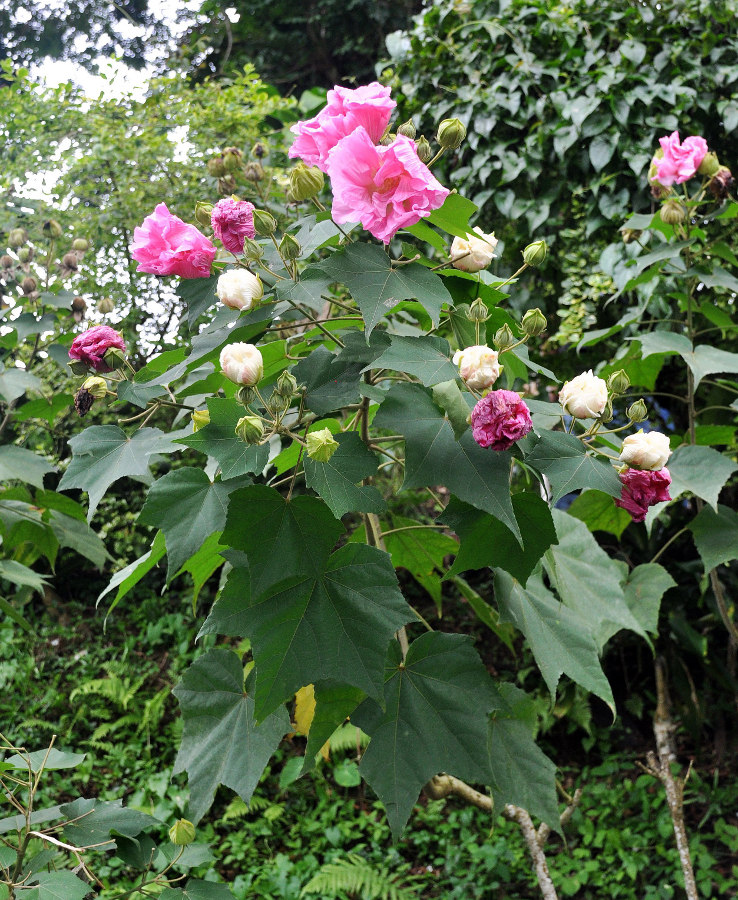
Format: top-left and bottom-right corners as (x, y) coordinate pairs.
(294, 684), (316, 736)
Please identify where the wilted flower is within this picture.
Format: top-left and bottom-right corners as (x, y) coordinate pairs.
(470, 389), (532, 451)
(68, 325), (126, 373)
(616, 467), (672, 523)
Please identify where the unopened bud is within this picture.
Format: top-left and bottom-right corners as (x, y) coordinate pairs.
(1, 255), (13, 269)
(380, 132), (396, 146)
(521, 308), (547, 337)
(267, 391), (291, 416)
(71, 296), (86, 312)
(17, 247), (33, 263)
(436, 118), (466, 151)
(235, 415), (264, 444)
(306, 427), (339, 462)
(397, 119), (417, 139)
(82, 376), (107, 400)
(207, 156), (226, 177)
(222, 146), (243, 173)
(243, 237), (264, 262)
(466, 297), (489, 322)
(253, 210), (277, 236)
(62, 252), (79, 270)
(709, 166), (734, 201)
(72, 238), (89, 252)
(660, 199), (686, 225)
(103, 346), (126, 369)
(698, 151), (720, 177)
(276, 370), (298, 397)
(219, 175), (237, 195)
(598, 400), (614, 423)
(252, 142), (267, 159)
(22, 277), (37, 295)
(42, 219), (63, 240)
(8, 228), (26, 248)
(493, 323), (516, 351)
(279, 233), (301, 261)
(192, 409), (210, 432)
(627, 399), (648, 423)
(194, 202), (214, 228)
(168, 819), (196, 846)
(416, 136), (433, 163)
(244, 161), (265, 183)
(622, 228), (642, 245)
(236, 385), (257, 406)
(607, 369), (630, 395)
(97, 296), (115, 314)
(289, 163), (324, 202)
(522, 240), (547, 267)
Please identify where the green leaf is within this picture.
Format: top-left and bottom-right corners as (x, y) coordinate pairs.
(622, 564), (675, 634)
(204, 542), (413, 720)
(176, 398), (269, 480)
(543, 511), (646, 648)
(174, 531), (226, 609)
(0, 367), (42, 404)
(303, 431), (386, 519)
(319, 243), (451, 337)
(276, 265), (334, 312)
(4, 748), (85, 772)
(139, 468), (246, 582)
(689, 504), (738, 572)
(173, 649), (289, 823)
(48, 512), (109, 568)
(293, 346), (364, 416)
(525, 430), (623, 504)
(442, 493), (556, 585)
(303, 681), (366, 772)
(97, 531), (166, 613)
(61, 798), (158, 850)
(58, 426), (176, 520)
(0, 560), (48, 596)
(382, 517), (458, 609)
(353, 632), (500, 838)
(116, 380), (167, 409)
(432, 379), (471, 439)
(14, 394), (73, 423)
(589, 133), (618, 172)
(494, 571), (614, 710)
(25, 871), (91, 900)
(427, 193), (477, 240)
(488, 684), (559, 829)
(0, 446), (54, 489)
(567, 490), (631, 539)
(637, 332), (738, 388)
(159, 881), (234, 900)
(368, 335), (457, 386)
(178, 275), (219, 329)
(374, 383), (520, 541)
(667, 444), (738, 511)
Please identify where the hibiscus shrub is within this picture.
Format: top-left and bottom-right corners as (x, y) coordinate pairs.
(47, 78), (738, 896)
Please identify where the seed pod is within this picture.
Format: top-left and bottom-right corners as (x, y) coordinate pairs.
(22, 276), (37, 295)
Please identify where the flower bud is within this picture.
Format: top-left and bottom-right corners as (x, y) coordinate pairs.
(168, 819), (196, 847)
(436, 118), (466, 150)
(22, 276), (37, 295)
(244, 161), (265, 183)
(397, 119), (417, 139)
(660, 199), (686, 225)
(17, 247), (32, 263)
(221, 342), (263, 386)
(103, 346), (127, 369)
(276, 370), (298, 397)
(622, 228), (642, 245)
(416, 136), (433, 163)
(619, 429), (671, 471)
(235, 415), (264, 444)
(522, 240), (547, 267)
(493, 324), (516, 351)
(194, 202), (214, 228)
(289, 163), (325, 202)
(216, 268), (263, 311)
(607, 369), (630, 394)
(380, 132), (396, 146)
(219, 175), (238, 195)
(521, 308), (547, 337)
(559, 370), (608, 419)
(97, 296), (115, 314)
(697, 151), (720, 177)
(236, 385), (257, 405)
(306, 427), (339, 462)
(598, 400), (614, 423)
(62, 252), (79, 270)
(82, 375), (107, 400)
(279, 233), (301, 261)
(8, 228), (26, 248)
(252, 142), (267, 159)
(267, 391), (291, 416)
(222, 146), (243, 173)
(192, 409), (210, 432)
(450, 228), (498, 272)
(207, 156), (227, 177)
(42, 219), (63, 240)
(253, 210), (277, 236)
(72, 238), (90, 252)
(467, 297), (489, 322)
(71, 295), (86, 312)
(243, 237), (264, 262)
(1, 255), (13, 269)
(627, 399), (648, 423)
(709, 166), (734, 201)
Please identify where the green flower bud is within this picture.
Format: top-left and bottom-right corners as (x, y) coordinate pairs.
(698, 151), (720, 177)
(289, 163), (325, 202)
(236, 385), (257, 406)
(607, 369), (630, 395)
(253, 210), (277, 236)
(243, 237), (264, 262)
(42, 219), (63, 240)
(466, 297), (489, 322)
(8, 228), (26, 248)
(207, 156), (226, 177)
(397, 119), (417, 139)
(222, 146), (243, 173)
(380, 132), (397, 146)
(97, 296), (115, 314)
(194, 202), (214, 228)
(72, 238), (90, 252)
(17, 247), (32, 263)
(192, 409), (210, 432)
(493, 323), (516, 351)
(267, 391), (291, 416)
(306, 427), (339, 462)
(168, 819), (196, 846)
(627, 399), (648, 423)
(521, 308), (547, 337)
(244, 161), (265, 183)
(660, 199), (686, 225)
(522, 240), (547, 268)
(82, 376), (107, 399)
(279, 233), (302, 261)
(621, 228), (642, 245)
(103, 346), (127, 369)
(235, 415), (264, 444)
(416, 136), (433, 163)
(598, 400), (614, 423)
(276, 370), (298, 397)
(436, 118), (466, 150)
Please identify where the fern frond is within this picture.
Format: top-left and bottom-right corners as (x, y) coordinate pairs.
(327, 723), (369, 755)
(300, 853), (420, 900)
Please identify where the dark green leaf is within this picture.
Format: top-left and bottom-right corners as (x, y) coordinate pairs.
(61, 798), (158, 850)
(525, 430), (623, 503)
(25, 871), (91, 900)
(622, 564), (675, 634)
(178, 275), (219, 329)
(303, 682), (366, 772)
(368, 334), (457, 386)
(667, 445), (738, 511)
(293, 346), (364, 416)
(568, 489), (632, 539)
(159, 881), (234, 900)
(0, 446), (54, 489)
(303, 431), (385, 518)
(689, 504), (738, 572)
